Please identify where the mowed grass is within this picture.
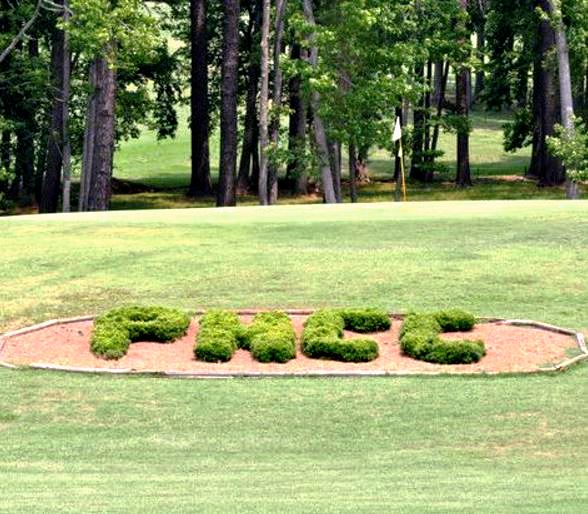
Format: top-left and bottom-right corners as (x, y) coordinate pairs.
(1, 201), (587, 331)
(1, 201), (588, 512)
(1, 368), (587, 513)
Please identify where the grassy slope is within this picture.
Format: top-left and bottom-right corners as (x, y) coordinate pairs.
(1, 201), (588, 512)
(1, 201), (587, 331)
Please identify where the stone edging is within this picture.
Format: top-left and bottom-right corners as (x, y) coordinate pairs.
(0, 312), (586, 378)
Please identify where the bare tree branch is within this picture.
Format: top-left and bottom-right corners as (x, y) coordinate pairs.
(0, 0), (43, 64)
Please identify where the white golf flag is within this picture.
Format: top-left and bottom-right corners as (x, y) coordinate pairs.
(392, 116), (402, 142)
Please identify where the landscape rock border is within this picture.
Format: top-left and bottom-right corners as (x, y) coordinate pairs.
(0, 311), (586, 378)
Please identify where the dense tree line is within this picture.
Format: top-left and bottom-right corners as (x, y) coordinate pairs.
(1, 0), (587, 212)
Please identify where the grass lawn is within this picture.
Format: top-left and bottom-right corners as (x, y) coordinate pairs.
(1, 201), (588, 512)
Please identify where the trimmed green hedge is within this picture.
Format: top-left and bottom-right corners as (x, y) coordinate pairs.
(301, 309), (384, 362)
(244, 311), (296, 363)
(339, 308), (391, 333)
(399, 310), (485, 365)
(195, 310), (244, 362)
(91, 306), (190, 360)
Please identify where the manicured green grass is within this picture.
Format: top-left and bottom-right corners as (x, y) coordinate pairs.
(1, 367), (587, 513)
(1, 201), (587, 512)
(1, 201), (587, 331)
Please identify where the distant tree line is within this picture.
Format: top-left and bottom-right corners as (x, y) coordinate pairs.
(0, 0), (587, 211)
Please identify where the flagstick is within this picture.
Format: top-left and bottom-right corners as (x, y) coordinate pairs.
(392, 116), (407, 202)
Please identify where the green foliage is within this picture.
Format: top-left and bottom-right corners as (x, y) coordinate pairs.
(547, 119), (588, 182)
(503, 108), (534, 152)
(195, 310), (244, 362)
(246, 311), (296, 363)
(433, 309), (476, 332)
(338, 308), (391, 333)
(302, 309), (380, 362)
(303, 309), (345, 335)
(91, 305), (190, 360)
(399, 311), (485, 365)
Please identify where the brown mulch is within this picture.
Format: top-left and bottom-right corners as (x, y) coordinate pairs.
(0, 315), (579, 374)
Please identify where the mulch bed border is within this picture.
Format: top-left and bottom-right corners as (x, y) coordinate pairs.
(0, 310), (586, 378)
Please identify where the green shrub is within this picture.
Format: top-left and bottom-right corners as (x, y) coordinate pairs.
(195, 310), (244, 362)
(91, 305), (190, 360)
(303, 309), (345, 335)
(399, 312), (441, 339)
(246, 311), (296, 363)
(338, 308), (391, 333)
(399, 310), (485, 365)
(433, 309), (476, 332)
(301, 310), (380, 362)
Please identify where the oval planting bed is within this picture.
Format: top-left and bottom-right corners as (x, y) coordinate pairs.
(0, 307), (586, 376)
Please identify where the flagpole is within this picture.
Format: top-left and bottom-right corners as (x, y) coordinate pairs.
(393, 116), (407, 202)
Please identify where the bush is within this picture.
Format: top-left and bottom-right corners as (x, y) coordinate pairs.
(338, 308), (391, 333)
(246, 311), (296, 363)
(303, 309), (345, 335)
(301, 310), (380, 362)
(195, 310), (244, 362)
(433, 309), (476, 332)
(399, 310), (485, 365)
(91, 305), (190, 360)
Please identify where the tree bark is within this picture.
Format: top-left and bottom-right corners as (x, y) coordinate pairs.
(217, 0), (240, 207)
(286, 44), (308, 195)
(456, 0), (472, 187)
(349, 143), (358, 203)
(410, 62), (426, 181)
(258, 0), (271, 205)
(549, 0), (574, 131)
(529, 0), (564, 185)
(328, 140), (342, 202)
(61, 2), (72, 212)
(79, 62), (98, 211)
(303, 0), (337, 204)
(40, 14), (66, 213)
(189, 0), (212, 196)
(237, 0), (261, 194)
(86, 56), (116, 211)
(267, 0), (288, 204)
(430, 60), (449, 155)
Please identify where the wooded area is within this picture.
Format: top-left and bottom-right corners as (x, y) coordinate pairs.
(1, 0), (587, 212)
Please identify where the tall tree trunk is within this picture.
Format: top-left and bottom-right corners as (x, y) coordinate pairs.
(549, 0), (576, 197)
(267, 0), (288, 204)
(349, 142), (358, 203)
(237, 0), (261, 194)
(286, 44), (308, 195)
(549, 0), (574, 131)
(61, 2), (72, 212)
(431, 61), (449, 155)
(258, 0), (271, 205)
(411, 62), (426, 181)
(40, 14), (66, 213)
(79, 62), (98, 211)
(217, 0), (240, 207)
(529, 0), (564, 185)
(456, 0), (472, 187)
(86, 56), (116, 211)
(302, 0), (337, 204)
(328, 139), (342, 202)
(189, 0), (212, 196)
